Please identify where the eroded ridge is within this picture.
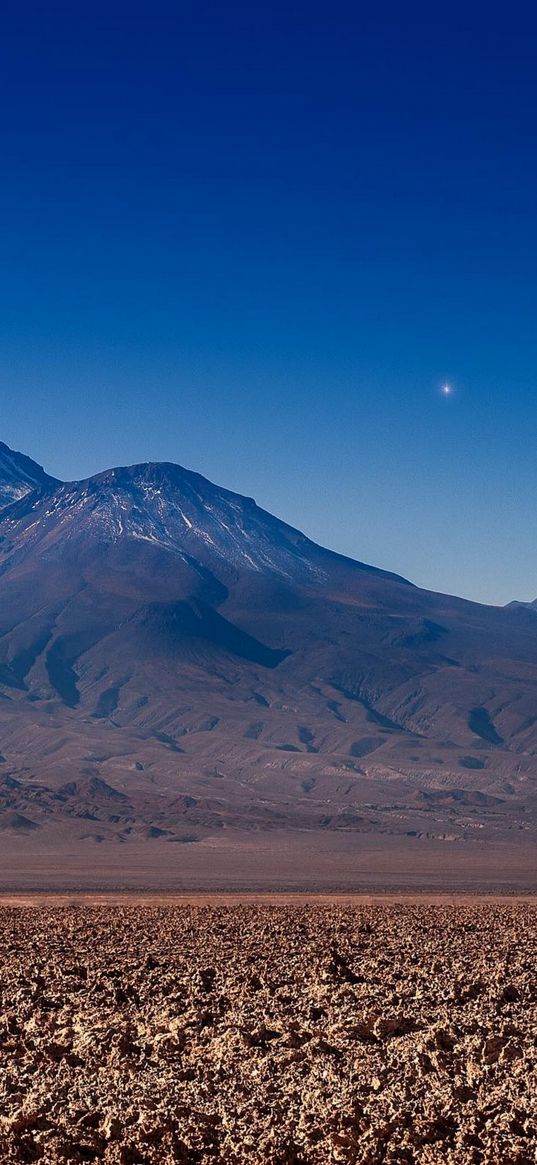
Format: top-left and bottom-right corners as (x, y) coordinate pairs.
(0, 902), (535, 1163)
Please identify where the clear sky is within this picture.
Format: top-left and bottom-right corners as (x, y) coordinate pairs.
(1, 0), (536, 605)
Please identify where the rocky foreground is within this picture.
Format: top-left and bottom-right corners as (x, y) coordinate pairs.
(0, 902), (535, 1164)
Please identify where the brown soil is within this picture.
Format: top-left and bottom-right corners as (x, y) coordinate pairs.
(1, 899), (535, 1165)
(0, 903), (535, 1163)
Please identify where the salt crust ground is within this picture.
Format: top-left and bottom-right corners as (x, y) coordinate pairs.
(0, 902), (535, 1163)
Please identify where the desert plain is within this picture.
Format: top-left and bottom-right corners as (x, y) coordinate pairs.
(0, 898), (534, 1164)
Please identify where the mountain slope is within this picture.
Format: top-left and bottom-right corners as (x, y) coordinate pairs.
(0, 441), (535, 882)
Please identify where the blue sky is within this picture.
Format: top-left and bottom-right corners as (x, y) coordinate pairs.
(1, 1), (537, 604)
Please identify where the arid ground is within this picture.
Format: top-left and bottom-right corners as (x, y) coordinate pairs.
(0, 900), (535, 1163)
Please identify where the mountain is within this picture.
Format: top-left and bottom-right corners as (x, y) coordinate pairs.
(0, 442), (535, 889)
(0, 441), (59, 510)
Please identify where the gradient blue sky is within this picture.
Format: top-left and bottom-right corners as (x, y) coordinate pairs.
(1, 1), (536, 604)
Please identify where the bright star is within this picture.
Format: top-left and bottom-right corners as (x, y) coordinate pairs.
(441, 383), (452, 396)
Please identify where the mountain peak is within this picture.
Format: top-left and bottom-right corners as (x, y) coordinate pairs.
(0, 452), (410, 590)
(0, 441), (60, 511)
(89, 460), (256, 504)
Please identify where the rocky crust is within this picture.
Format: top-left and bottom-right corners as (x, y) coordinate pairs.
(0, 902), (535, 1163)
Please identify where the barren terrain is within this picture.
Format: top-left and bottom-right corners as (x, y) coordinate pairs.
(0, 829), (535, 893)
(0, 901), (535, 1163)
